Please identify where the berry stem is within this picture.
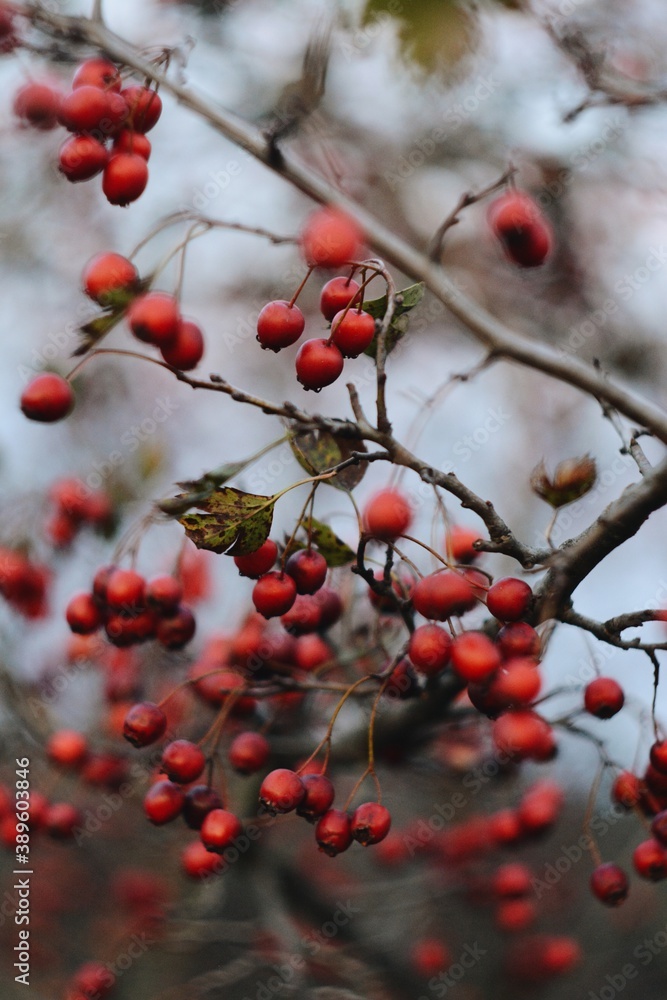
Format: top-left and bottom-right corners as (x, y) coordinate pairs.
(287, 266), (314, 309)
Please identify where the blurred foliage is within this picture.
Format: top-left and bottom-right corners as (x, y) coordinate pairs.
(362, 0), (477, 74)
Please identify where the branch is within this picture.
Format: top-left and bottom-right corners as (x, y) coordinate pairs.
(20, 5), (667, 446)
(561, 607), (667, 653)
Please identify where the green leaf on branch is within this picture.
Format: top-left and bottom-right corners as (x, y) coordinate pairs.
(288, 428), (368, 491)
(362, 281), (425, 360)
(156, 461), (251, 517)
(290, 517), (355, 567)
(178, 487), (276, 556)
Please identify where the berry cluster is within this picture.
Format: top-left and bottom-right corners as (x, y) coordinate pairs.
(0, 547), (49, 618)
(45, 476), (114, 548)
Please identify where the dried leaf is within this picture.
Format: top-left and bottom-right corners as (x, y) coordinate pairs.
(290, 517), (355, 567)
(531, 455), (597, 508)
(178, 487), (275, 556)
(288, 429), (368, 491)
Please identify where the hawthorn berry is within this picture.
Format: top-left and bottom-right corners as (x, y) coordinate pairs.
(319, 276), (362, 320)
(183, 785), (223, 829)
(20, 373), (74, 422)
(412, 570), (476, 620)
(161, 740), (206, 784)
(103, 153), (149, 206)
(13, 81), (62, 130)
(259, 768), (305, 814)
(73, 58), (122, 93)
(228, 732), (270, 774)
(71, 961), (115, 998)
(156, 605), (196, 649)
(491, 658), (541, 707)
(296, 773), (335, 821)
(584, 677), (625, 719)
(362, 488), (412, 540)
(66, 592), (103, 634)
(200, 808), (243, 853)
(123, 701), (167, 748)
(612, 770), (643, 809)
(486, 577), (533, 622)
(492, 862), (532, 898)
(330, 308), (376, 357)
(590, 862), (629, 906)
(146, 575), (182, 615)
(58, 134), (109, 182)
(46, 729), (88, 769)
(493, 711), (555, 762)
(633, 838), (667, 880)
(160, 319), (205, 370)
(517, 780), (564, 834)
(128, 292), (180, 345)
(143, 780), (185, 825)
(105, 568), (146, 611)
(444, 524), (482, 563)
(315, 808), (353, 856)
(650, 739), (667, 774)
(488, 191), (553, 268)
(234, 539), (278, 578)
(45, 802), (83, 839)
(350, 802), (392, 845)
(495, 898), (537, 933)
(301, 206), (363, 268)
(252, 571), (297, 619)
(410, 939), (452, 977)
(182, 839), (224, 878)
(408, 624), (452, 676)
(496, 621), (541, 659)
(58, 85), (119, 133)
(285, 549), (328, 594)
(122, 85), (163, 133)
(113, 129), (152, 160)
(295, 338), (344, 391)
(256, 300), (305, 351)
(82, 252), (139, 306)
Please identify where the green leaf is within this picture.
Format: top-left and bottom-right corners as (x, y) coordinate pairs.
(178, 487), (275, 556)
(362, 282), (425, 360)
(290, 517), (355, 567)
(288, 428), (368, 491)
(362, 0), (473, 75)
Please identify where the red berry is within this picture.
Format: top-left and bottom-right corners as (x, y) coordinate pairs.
(495, 898), (537, 933)
(412, 570), (476, 620)
(82, 252), (139, 306)
(200, 808), (242, 853)
(633, 838), (667, 880)
(105, 568), (146, 611)
(161, 740), (206, 784)
(13, 81), (62, 130)
(113, 129), (152, 160)
(350, 802), (391, 845)
(252, 572), (297, 619)
(517, 780), (563, 834)
(493, 710), (555, 762)
(46, 729), (88, 769)
(590, 862), (629, 906)
(256, 300), (305, 352)
(491, 658), (541, 707)
(486, 577), (532, 622)
(330, 308), (376, 357)
(319, 276), (362, 320)
(58, 134), (109, 182)
(146, 575), (182, 615)
(183, 785), (223, 829)
(497, 621), (541, 659)
(143, 780), (184, 824)
(73, 58), (122, 93)
(362, 488), (412, 540)
(301, 206), (363, 268)
(66, 592), (103, 634)
(280, 593), (323, 635)
(58, 85), (116, 132)
(123, 701), (167, 748)
(102, 153), (149, 206)
(444, 525), (482, 563)
(155, 605), (196, 649)
(229, 732), (270, 774)
(652, 810), (667, 846)
(492, 862), (532, 898)
(410, 939), (452, 977)
(408, 624), (452, 676)
(71, 960), (115, 998)
(584, 677), (625, 719)
(612, 770), (642, 809)
(234, 539), (278, 578)
(20, 373), (74, 422)
(488, 191), (553, 268)
(121, 85), (162, 133)
(315, 808), (353, 856)
(285, 549), (328, 594)
(295, 338), (344, 391)
(650, 740), (667, 774)
(181, 839), (224, 878)
(160, 319), (205, 370)
(259, 768), (305, 815)
(92, 564), (116, 604)
(127, 292), (180, 346)
(296, 773), (335, 821)
(45, 802), (83, 839)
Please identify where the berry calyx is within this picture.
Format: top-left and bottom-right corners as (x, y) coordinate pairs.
(330, 308), (376, 357)
(256, 300), (305, 352)
(295, 338), (344, 391)
(362, 488), (412, 540)
(20, 373), (74, 422)
(584, 677), (625, 719)
(350, 802), (391, 845)
(320, 276), (362, 320)
(259, 768), (305, 814)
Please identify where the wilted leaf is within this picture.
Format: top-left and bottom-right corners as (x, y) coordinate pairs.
(289, 428), (368, 491)
(362, 282), (425, 360)
(157, 461), (259, 517)
(290, 517), (355, 567)
(178, 487), (275, 556)
(531, 455), (597, 508)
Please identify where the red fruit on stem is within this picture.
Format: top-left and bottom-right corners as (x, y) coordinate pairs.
(45, 802), (83, 839)
(488, 191), (553, 268)
(183, 785), (223, 829)
(256, 300), (305, 352)
(155, 605), (196, 649)
(330, 308), (376, 357)
(127, 292), (180, 346)
(259, 768), (305, 815)
(590, 862), (629, 906)
(73, 58), (122, 93)
(285, 549), (328, 594)
(296, 773), (335, 821)
(66, 592), (103, 634)
(350, 802), (392, 845)
(143, 780), (185, 824)
(362, 488), (412, 540)
(121, 85), (163, 133)
(20, 373), (74, 422)
(444, 525), (482, 563)
(146, 575), (182, 615)
(301, 206), (363, 268)
(252, 572), (297, 619)
(161, 740), (206, 784)
(234, 539), (278, 578)
(411, 570), (476, 620)
(408, 624), (452, 676)
(633, 838), (667, 880)
(113, 129), (152, 160)
(13, 81), (62, 129)
(315, 808), (353, 856)
(584, 677), (625, 719)
(82, 252), (139, 306)
(102, 153), (149, 206)
(200, 808), (242, 853)
(58, 85), (115, 132)
(105, 569), (146, 611)
(160, 319), (205, 370)
(650, 740), (667, 774)
(295, 338), (344, 391)
(182, 839), (224, 878)
(319, 276), (362, 320)
(123, 701), (167, 748)
(58, 134), (109, 182)
(486, 577), (532, 622)
(229, 732), (270, 774)
(612, 770), (643, 809)
(46, 729), (88, 769)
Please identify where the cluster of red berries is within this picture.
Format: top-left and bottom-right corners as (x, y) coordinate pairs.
(45, 476), (114, 548)
(0, 779), (82, 847)
(0, 547), (50, 618)
(66, 566), (196, 650)
(13, 56), (161, 205)
(488, 190), (553, 268)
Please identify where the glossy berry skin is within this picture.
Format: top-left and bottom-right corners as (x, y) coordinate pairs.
(58, 134), (109, 182)
(650, 740), (667, 775)
(315, 808), (353, 856)
(301, 206), (363, 268)
(450, 631), (501, 682)
(58, 85), (117, 132)
(320, 276), (362, 320)
(146, 575), (182, 615)
(492, 658), (541, 707)
(182, 839), (224, 878)
(105, 568), (146, 611)
(285, 549), (328, 594)
(228, 732), (270, 774)
(497, 622), (541, 659)
(295, 338), (344, 391)
(486, 577), (532, 622)
(633, 838), (667, 880)
(66, 592), (103, 634)
(362, 488), (412, 540)
(82, 252), (139, 306)
(103, 153), (149, 206)
(234, 539), (278, 578)
(20, 373), (74, 422)
(488, 191), (553, 268)
(127, 292), (180, 346)
(13, 82), (62, 130)
(123, 701), (167, 748)
(590, 862), (629, 906)
(156, 605), (196, 649)
(122, 86), (162, 133)
(143, 780), (185, 825)
(252, 571), (297, 619)
(330, 309), (376, 357)
(256, 300), (305, 352)
(350, 802), (391, 845)
(493, 711), (555, 763)
(411, 570), (476, 620)
(161, 740), (206, 784)
(296, 773), (335, 822)
(183, 785), (223, 830)
(160, 320), (205, 370)
(73, 58), (122, 93)
(584, 677), (625, 719)
(408, 624), (452, 676)
(113, 129), (152, 160)
(200, 809), (242, 855)
(46, 729), (88, 769)
(259, 768), (305, 815)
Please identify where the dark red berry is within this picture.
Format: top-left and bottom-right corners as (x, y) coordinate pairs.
(161, 740), (206, 784)
(350, 802), (391, 845)
(66, 592), (103, 634)
(127, 292), (180, 346)
(58, 134), (109, 182)
(408, 624), (452, 676)
(296, 773), (335, 821)
(45, 802), (83, 839)
(82, 252), (139, 306)
(103, 153), (149, 206)
(285, 549), (328, 594)
(412, 571), (476, 620)
(156, 605), (196, 650)
(363, 489), (412, 540)
(486, 578), (532, 622)
(584, 677), (625, 719)
(183, 785), (223, 830)
(259, 768), (305, 815)
(200, 808), (242, 853)
(228, 732), (270, 774)
(497, 622), (541, 659)
(21, 373), (74, 422)
(252, 572), (297, 619)
(143, 780), (184, 824)
(234, 539), (278, 578)
(13, 81), (62, 130)
(182, 839), (224, 877)
(73, 58), (122, 93)
(315, 808), (353, 856)
(651, 740), (667, 774)
(113, 129), (152, 160)
(121, 85), (162, 133)
(590, 863), (629, 906)
(105, 569), (146, 611)
(146, 575), (182, 615)
(451, 631), (501, 682)
(319, 276), (362, 320)
(295, 338), (344, 391)
(330, 308), (375, 357)
(488, 191), (553, 268)
(160, 319), (204, 370)
(633, 838), (667, 880)
(58, 85), (115, 132)
(123, 701), (167, 748)
(256, 300), (305, 352)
